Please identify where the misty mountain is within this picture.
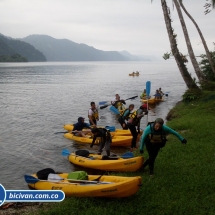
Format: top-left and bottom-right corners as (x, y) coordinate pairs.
(120, 50), (152, 61)
(0, 33), (46, 62)
(21, 35), (131, 62)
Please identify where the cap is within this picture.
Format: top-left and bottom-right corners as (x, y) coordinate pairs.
(140, 104), (150, 110)
(78, 117), (85, 122)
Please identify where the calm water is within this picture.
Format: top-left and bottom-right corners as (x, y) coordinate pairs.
(0, 61), (190, 189)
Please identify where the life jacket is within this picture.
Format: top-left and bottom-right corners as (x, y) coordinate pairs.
(147, 122), (167, 148)
(96, 128), (112, 143)
(120, 108), (137, 120)
(114, 100), (125, 110)
(88, 108), (99, 120)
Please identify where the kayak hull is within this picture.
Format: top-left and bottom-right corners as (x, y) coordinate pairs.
(27, 173), (142, 198)
(63, 124), (143, 137)
(64, 133), (132, 147)
(142, 97), (164, 104)
(68, 153), (144, 172)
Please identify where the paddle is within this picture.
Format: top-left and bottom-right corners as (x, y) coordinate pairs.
(24, 175), (111, 185)
(61, 149), (134, 159)
(146, 81), (151, 124)
(54, 130), (87, 135)
(100, 95), (138, 109)
(109, 106), (120, 115)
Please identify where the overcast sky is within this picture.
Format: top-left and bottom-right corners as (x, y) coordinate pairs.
(0, 0), (214, 59)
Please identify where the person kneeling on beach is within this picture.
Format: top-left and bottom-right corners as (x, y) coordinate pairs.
(90, 128), (112, 156)
(139, 118), (187, 176)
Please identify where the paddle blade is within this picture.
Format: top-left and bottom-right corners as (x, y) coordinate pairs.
(109, 106), (120, 115)
(100, 104), (109, 109)
(61, 149), (71, 156)
(121, 152), (134, 159)
(24, 175), (39, 184)
(99, 101), (108, 105)
(146, 81), (151, 97)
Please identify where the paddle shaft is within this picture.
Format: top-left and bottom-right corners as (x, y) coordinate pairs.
(100, 95), (138, 109)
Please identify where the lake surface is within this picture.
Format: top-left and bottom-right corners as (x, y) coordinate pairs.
(0, 61), (192, 189)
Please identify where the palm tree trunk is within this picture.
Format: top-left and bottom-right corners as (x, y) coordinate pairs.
(179, 0), (215, 77)
(173, 0), (204, 82)
(161, 0), (199, 89)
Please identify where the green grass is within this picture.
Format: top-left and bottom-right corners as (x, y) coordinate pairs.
(29, 91), (215, 215)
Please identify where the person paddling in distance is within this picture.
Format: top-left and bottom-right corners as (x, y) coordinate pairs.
(158, 87), (164, 98)
(90, 127), (112, 156)
(111, 94), (126, 112)
(139, 118), (187, 176)
(88, 102), (99, 127)
(71, 117), (92, 138)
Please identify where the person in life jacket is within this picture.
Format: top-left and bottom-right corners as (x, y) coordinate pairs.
(88, 102), (99, 127)
(90, 128), (112, 156)
(118, 104), (147, 150)
(71, 117), (92, 137)
(140, 118), (187, 176)
(111, 94), (126, 111)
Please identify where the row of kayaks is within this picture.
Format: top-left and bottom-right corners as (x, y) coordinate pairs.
(25, 149), (143, 198)
(24, 123), (144, 198)
(63, 124), (143, 147)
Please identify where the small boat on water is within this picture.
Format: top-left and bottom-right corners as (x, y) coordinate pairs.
(25, 173), (142, 198)
(129, 71), (140, 76)
(63, 150), (144, 172)
(142, 97), (164, 104)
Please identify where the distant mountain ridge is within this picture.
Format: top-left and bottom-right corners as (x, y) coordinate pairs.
(0, 33), (46, 62)
(0, 33), (156, 62)
(21, 34), (153, 62)
(21, 35), (130, 61)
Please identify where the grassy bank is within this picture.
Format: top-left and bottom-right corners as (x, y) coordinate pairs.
(9, 91), (215, 215)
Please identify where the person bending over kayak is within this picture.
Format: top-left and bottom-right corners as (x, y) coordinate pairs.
(139, 118), (187, 176)
(90, 128), (112, 156)
(118, 104), (147, 151)
(71, 117), (92, 138)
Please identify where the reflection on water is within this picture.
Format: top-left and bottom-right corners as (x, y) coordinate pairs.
(0, 61), (191, 189)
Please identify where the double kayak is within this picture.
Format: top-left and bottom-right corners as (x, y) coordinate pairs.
(142, 97), (164, 104)
(64, 132), (132, 147)
(67, 152), (144, 172)
(25, 173), (142, 198)
(64, 124), (143, 137)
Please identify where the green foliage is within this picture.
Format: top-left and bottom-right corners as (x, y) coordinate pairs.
(0, 34), (47, 62)
(198, 51), (215, 81)
(182, 89), (201, 103)
(0, 53), (28, 62)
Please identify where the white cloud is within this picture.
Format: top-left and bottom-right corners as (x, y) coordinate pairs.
(0, 0), (214, 58)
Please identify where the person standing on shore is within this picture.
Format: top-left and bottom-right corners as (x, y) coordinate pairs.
(88, 102), (99, 127)
(139, 118), (187, 176)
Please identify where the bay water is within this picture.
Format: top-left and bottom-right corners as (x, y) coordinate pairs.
(0, 61), (191, 189)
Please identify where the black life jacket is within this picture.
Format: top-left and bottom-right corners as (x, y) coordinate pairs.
(147, 122), (167, 148)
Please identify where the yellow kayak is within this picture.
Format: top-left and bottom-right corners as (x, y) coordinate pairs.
(142, 97), (164, 104)
(67, 152), (144, 172)
(26, 173), (142, 198)
(64, 133), (132, 147)
(64, 124), (143, 136)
